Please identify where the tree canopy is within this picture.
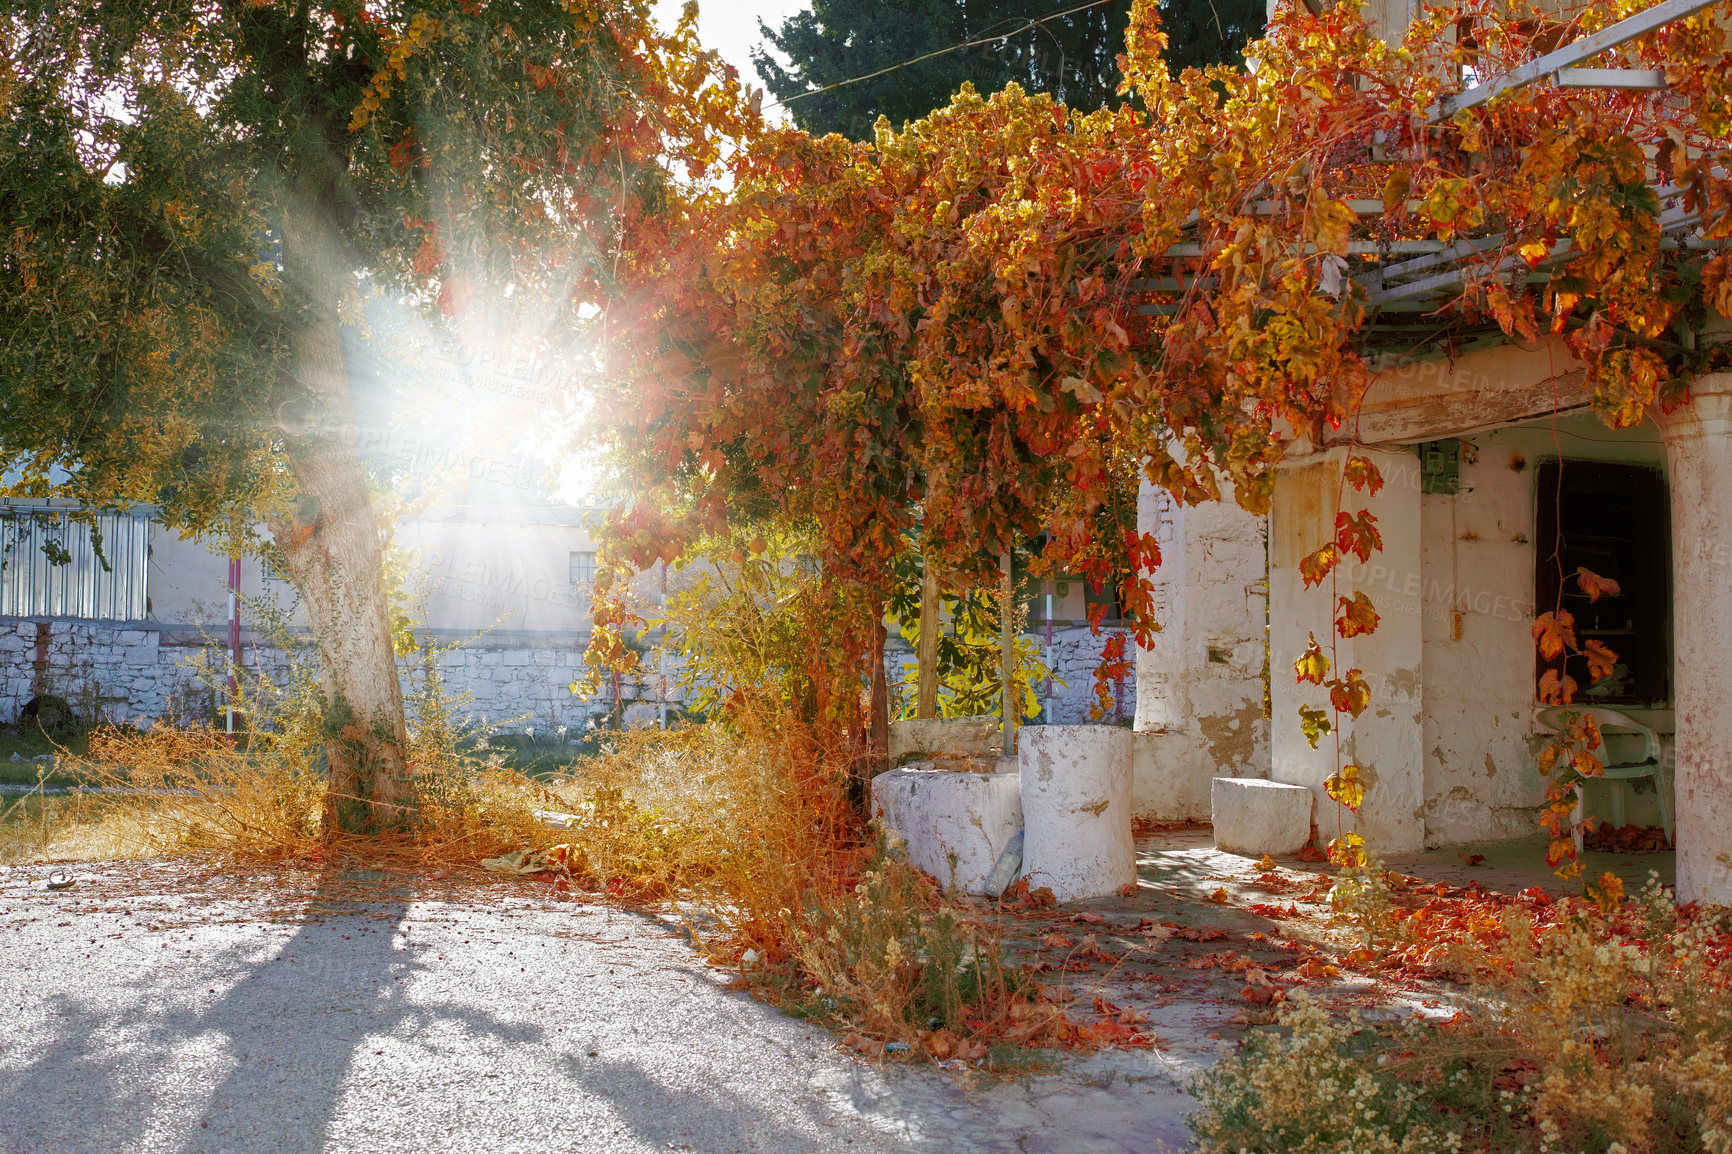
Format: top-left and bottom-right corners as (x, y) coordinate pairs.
(753, 0), (1263, 140)
(0, 0), (751, 828)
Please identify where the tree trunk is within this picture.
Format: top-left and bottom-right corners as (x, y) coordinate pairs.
(270, 200), (414, 836)
(915, 560), (940, 719)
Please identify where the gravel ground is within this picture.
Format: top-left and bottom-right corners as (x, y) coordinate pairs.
(0, 860), (1202, 1154)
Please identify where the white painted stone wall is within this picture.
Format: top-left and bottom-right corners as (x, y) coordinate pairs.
(1270, 413), (1677, 854)
(0, 622), (223, 726)
(0, 620), (666, 734)
(1131, 480), (1270, 820)
(1410, 416), (1673, 847)
(1656, 374), (1732, 906)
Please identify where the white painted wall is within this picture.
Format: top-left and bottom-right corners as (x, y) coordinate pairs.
(1131, 480), (1269, 819)
(1269, 412), (1675, 854)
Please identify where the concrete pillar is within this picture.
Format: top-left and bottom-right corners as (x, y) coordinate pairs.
(1655, 373), (1732, 906)
(1269, 447), (1425, 854)
(1019, 725), (1135, 901)
(1131, 479), (1269, 819)
(871, 767), (1023, 896)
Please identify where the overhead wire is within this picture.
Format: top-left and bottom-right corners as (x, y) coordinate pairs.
(764, 0), (1123, 110)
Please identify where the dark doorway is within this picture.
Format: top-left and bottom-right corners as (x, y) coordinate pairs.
(1534, 460), (1671, 706)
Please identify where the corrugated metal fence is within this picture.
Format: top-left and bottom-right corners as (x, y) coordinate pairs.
(0, 508), (150, 621)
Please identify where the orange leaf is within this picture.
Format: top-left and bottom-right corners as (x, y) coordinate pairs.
(1575, 567), (1622, 602)
(1343, 455), (1384, 496)
(1299, 543), (1338, 589)
(1583, 639), (1618, 683)
(1328, 669), (1371, 718)
(1532, 610), (1576, 660)
(1538, 668), (1577, 706)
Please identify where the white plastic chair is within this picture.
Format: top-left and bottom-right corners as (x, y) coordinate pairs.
(1536, 706), (1673, 855)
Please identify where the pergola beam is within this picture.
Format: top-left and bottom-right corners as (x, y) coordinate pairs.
(1428, 0), (1718, 122)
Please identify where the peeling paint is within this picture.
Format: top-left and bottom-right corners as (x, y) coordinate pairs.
(1198, 701), (1264, 771)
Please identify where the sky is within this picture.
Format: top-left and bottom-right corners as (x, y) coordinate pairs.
(654, 0), (811, 118)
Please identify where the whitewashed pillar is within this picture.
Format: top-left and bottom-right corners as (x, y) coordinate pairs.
(1269, 447), (1425, 854)
(1656, 373), (1732, 906)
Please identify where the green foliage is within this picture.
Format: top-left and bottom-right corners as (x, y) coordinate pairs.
(2, 0), (702, 527)
(885, 560), (1059, 721)
(755, 0), (1263, 140)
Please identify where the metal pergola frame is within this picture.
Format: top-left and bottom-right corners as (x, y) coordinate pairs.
(1134, 0), (1727, 356)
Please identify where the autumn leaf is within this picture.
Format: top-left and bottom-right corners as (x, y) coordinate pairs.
(1325, 764), (1366, 813)
(1299, 543), (1338, 589)
(1335, 592), (1379, 638)
(1571, 747), (1604, 780)
(1298, 705), (1332, 749)
(1587, 871), (1624, 914)
(1335, 510), (1381, 563)
(1328, 831), (1367, 868)
(1583, 639), (1618, 684)
(1328, 669), (1371, 718)
(1538, 668), (1577, 706)
(1293, 631), (1330, 685)
(1702, 253), (1732, 319)
(1575, 567), (1621, 602)
(1059, 375), (1105, 405)
(1532, 610), (1576, 660)
(1343, 455), (1383, 496)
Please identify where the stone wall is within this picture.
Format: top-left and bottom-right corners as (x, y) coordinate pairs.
(0, 622), (216, 726)
(3, 617), (1140, 736)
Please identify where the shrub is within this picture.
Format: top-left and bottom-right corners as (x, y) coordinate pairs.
(1190, 878), (1732, 1154)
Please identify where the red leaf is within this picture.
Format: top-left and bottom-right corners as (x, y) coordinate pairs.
(1335, 510), (1382, 564)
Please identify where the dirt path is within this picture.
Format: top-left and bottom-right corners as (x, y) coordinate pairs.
(1, 859), (1202, 1154)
